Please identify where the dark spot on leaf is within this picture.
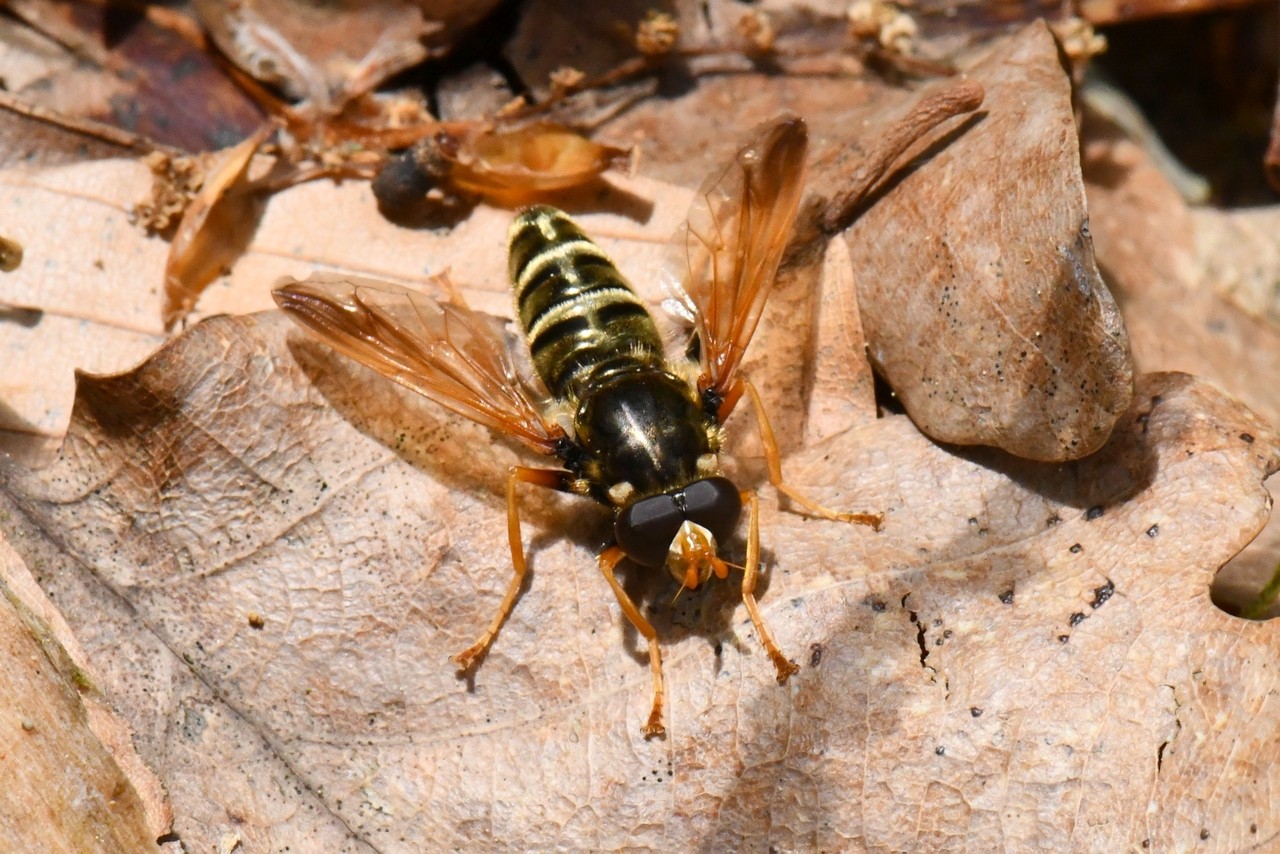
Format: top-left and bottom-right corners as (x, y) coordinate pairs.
(1200, 829), (1210, 840)
(1070, 543), (1083, 554)
(1046, 514), (1062, 527)
(1090, 580), (1115, 609)
(1147, 524), (1159, 537)
(869, 598), (887, 613)
(1085, 505), (1104, 521)
(714, 641), (723, 657)
(935, 746), (945, 755)
(999, 589), (1015, 605)
(1058, 635), (1070, 643)
(809, 643), (823, 667)
(1141, 840), (1151, 848)
(970, 707), (983, 717)
(1069, 612), (1085, 626)
(1240, 432), (1255, 444)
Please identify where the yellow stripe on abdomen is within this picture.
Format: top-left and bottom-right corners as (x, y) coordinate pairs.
(508, 206), (665, 399)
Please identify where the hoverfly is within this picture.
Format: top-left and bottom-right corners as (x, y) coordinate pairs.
(273, 116), (881, 738)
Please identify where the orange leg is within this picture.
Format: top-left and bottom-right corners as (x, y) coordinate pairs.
(598, 545), (666, 738)
(743, 379), (883, 530)
(451, 466), (570, 671)
(740, 490), (800, 683)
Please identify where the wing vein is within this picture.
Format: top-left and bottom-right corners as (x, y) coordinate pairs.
(274, 274), (562, 456)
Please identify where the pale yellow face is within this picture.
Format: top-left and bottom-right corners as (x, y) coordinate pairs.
(665, 520), (720, 589)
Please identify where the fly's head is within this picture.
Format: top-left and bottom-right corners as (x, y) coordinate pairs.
(613, 476), (743, 588)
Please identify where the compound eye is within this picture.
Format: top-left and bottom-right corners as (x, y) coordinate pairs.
(615, 493), (683, 567)
(680, 477), (742, 545)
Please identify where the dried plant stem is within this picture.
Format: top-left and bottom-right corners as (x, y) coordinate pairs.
(0, 90), (159, 154)
(814, 77), (985, 233)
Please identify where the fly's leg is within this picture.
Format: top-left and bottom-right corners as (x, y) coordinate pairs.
(743, 379), (882, 530)
(451, 466), (571, 672)
(739, 489), (800, 682)
(598, 545), (666, 738)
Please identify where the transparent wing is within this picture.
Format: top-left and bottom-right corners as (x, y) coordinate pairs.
(663, 116), (809, 414)
(273, 274), (563, 455)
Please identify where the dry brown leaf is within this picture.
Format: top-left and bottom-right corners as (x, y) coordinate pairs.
(192, 0), (502, 117)
(805, 236), (878, 441)
(1082, 109), (1280, 433)
(1, 1), (264, 152)
(0, 491), (364, 851)
(1, 308), (1277, 850)
(193, 0), (447, 112)
(845, 23), (1133, 463)
(162, 122), (275, 329)
(1081, 103), (1280, 615)
(0, 102), (171, 448)
(1194, 206), (1280, 327)
(0, 534), (169, 850)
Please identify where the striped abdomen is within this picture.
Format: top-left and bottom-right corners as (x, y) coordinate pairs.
(508, 206), (664, 400)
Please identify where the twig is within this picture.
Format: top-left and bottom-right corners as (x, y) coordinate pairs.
(814, 77), (985, 233)
(0, 89), (161, 154)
